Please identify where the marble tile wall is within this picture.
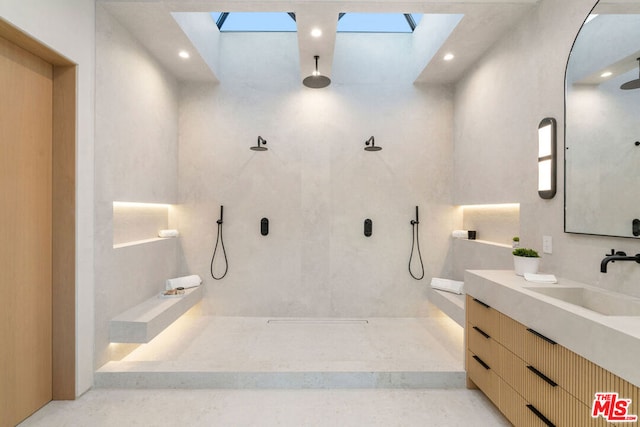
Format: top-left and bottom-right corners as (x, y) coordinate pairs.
(94, 6), (181, 367)
(177, 33), (457, 317)
(452, 0), (640, 298)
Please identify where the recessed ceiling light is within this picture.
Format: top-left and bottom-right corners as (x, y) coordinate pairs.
(443, 53), (455, 61)
(311, 28), (322, 38)
(179, 50), (190, 59)
(601, 71), (612, 78)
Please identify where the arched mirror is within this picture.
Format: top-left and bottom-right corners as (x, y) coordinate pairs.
(565, 1), (640, 238)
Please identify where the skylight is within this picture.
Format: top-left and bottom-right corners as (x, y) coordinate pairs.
(337, 13), (422, 33)
(211, 12), (297, 32)
(210, 12), (423, 33)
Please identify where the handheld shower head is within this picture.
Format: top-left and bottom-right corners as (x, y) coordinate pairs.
(251, 136), (268, 151)
(364, 136), (382, 151)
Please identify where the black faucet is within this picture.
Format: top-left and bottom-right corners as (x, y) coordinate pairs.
(600, 250), (640, 273)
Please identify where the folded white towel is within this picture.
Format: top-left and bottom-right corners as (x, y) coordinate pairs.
(166, 274), (202, 290)
(524, 273), (558, 284)
(430, 277), (465, 295)
(158, 229), (179, 238)
(451, 230), (470, 239)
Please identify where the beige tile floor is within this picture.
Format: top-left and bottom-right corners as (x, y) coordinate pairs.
(20, 388), (510, 426)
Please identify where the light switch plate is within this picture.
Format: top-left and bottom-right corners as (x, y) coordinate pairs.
(543, 235), (552, 254)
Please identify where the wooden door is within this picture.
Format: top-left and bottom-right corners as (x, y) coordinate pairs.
(0, 35), (53, 426)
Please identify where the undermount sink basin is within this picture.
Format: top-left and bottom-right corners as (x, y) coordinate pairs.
(525, 286), (640, 316)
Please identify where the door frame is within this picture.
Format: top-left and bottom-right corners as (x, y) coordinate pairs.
(0, 18), (76, 399)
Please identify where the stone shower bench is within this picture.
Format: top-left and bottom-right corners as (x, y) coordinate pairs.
(109, 286), (202, 343)
(429, 287), (465, 327)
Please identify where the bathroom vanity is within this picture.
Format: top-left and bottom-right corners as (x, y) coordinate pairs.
(465, 270), (640, 426)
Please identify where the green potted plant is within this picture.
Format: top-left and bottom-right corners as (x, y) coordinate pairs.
(512, 247), (540, 276)
(512, 236), (520, 249)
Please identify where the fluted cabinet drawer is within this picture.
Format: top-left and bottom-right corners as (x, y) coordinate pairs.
(499, 379), (550, 427)
(499, 346), (608, 426)
(565, 353), (640, 412)
(467, 349), (499, 406)
(467, 322), (500, 375)
(466, 295), (499, 339)
(500, 345), (560, 405)
(499, 313), (563, 375)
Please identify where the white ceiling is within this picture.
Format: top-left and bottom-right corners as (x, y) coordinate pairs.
(98, 0), (541, 85)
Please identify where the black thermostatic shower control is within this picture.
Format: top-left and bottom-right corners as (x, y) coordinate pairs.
(364, 219), (372, 237)
(261, 218), (269, 236)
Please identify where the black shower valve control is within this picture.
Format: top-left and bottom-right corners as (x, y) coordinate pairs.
(364, 219), (372, 237)
(261, 218), (269, 236)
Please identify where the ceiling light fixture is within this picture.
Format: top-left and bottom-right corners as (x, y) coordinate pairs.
(303, 55), (331, 89)
(311, 28), (322, 37)
(179, 50), (190, 59)
(601, 71), (612, 78)
(444, 53), (455, 61)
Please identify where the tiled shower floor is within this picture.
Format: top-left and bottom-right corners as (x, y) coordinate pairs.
(96, 307), (467, 388)
(21, 307), (511, 426)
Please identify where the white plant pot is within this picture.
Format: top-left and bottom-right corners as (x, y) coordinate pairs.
(513, 256), (540, 276)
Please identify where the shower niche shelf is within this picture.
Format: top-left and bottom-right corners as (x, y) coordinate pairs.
(109, 286), (202, 343)
(113, 237), (170, 249)
(112, 201), (174, 248)
(464, 239), (512, 249)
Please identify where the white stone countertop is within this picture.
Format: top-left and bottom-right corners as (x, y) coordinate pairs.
(464, 269), (640, 388)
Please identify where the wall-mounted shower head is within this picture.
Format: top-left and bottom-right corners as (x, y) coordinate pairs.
(251, 136), (268, 151)
(364, 136), (382, 151)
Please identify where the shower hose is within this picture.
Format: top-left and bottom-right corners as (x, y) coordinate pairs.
(409, 212), (425, 280)
(210, 205), (228, 280)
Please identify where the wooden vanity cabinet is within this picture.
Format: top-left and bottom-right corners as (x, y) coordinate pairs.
(466, 295), (637, 426)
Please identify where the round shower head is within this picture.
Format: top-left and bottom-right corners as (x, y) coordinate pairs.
(364, 136), (381, 151)
(621, 79), (640, 90)
(621, 58), (640, 90)
(303, 75), (331, 89)
(303, 56), (331, 89)
(251, 136), (267, 151)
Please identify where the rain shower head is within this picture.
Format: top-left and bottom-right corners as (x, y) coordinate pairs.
(250, 136), (268, 151)
(621, 58), (640, 90)
(364, 136), (382, 151)
(303, 56), (331, 89)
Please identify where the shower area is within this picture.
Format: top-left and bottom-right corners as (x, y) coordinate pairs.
(94, 5), (465, 388)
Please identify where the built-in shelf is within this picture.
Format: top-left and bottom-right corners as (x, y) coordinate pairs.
(109, 286), (202, 343)
(113, 237), (172, 249)
(459, 203), (519, 246)
(112, 201), (173, 247)
(463, 239), (512, 249)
